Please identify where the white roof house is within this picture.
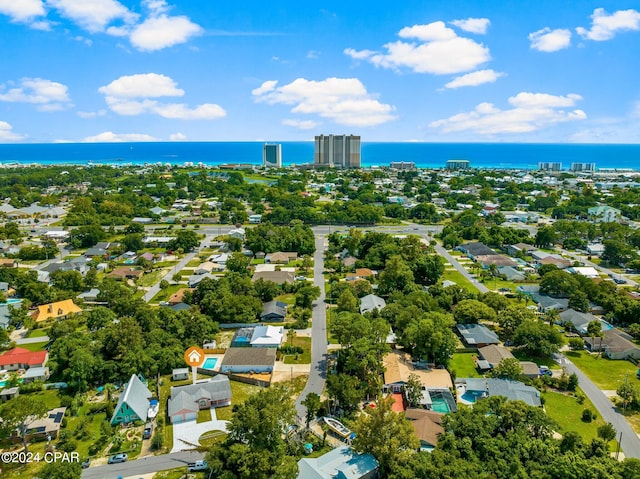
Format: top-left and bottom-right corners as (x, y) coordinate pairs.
(567, 266), (600, 279)
(250, 325), (284, 348)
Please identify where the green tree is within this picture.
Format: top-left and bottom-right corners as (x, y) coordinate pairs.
(301, 392), (321, 428)
(452, 299), (497, 324)
(295, 285), (320, 309)
(0, 395), (48, 452)
(598, 422), (617, 442)
(569, 291), (590, 313)
(535, 226), (558, 248)
(513, 320), (563, 357)
(540, 270), (579, 298)
(587, 320), (603, 351)
(336, 289), (359, 313)
(226, 252), (251, 274)
(352, 395), (419, 476)
(378, 255), (414, 295)
(38, 461), (82, 479)
(490, 358), (523, 380)
(169, 229), (199, 252)
(404, 373), (423, 408)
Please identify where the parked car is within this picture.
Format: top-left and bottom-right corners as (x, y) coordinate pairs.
(108, 453), (128, 464)
(188, 460), (208, 472)
(81, 458), (91, 469)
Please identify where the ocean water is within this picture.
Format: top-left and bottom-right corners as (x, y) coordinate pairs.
(0, 142), (638, 170)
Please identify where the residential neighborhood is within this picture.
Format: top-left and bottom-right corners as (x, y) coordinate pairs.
(2, 163), (640, 478)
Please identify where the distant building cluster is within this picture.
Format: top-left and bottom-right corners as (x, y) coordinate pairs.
(314, 134), (361, 168)
(446, 159), (470, 170)
(538, 162), (562, 171)
(570, 162), (596, 172)
(262, 143), (282, 168)
(389, 161), (416, 170)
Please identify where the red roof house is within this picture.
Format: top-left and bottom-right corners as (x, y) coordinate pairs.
(0, 347), (48, 371)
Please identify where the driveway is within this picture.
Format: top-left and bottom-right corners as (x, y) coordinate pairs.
(171, 408), (229, 452)
(435, 244), (489, 293)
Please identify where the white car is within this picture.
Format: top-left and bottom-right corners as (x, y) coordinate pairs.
(108, 453), (128, 464)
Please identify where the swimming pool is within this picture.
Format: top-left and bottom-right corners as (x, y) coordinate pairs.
(461, 390), (485, 404)
(0, 298), (21, 305)
(203, 357), (217, 369)
(431, 397), (451, 413)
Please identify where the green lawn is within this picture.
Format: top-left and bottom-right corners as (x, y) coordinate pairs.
(185, 259), (201, 268)
(283, 336), (311, 364)
(542, 388), (615, 447)
(197, 408), (212, 423)
(565, 350), (638, 390)
(17, 341), (49, 352)
(215, 381), (261, 421)
(512, 350), (559, 369)
(275, 293), (296, 305)
(449, 352), (481, 378)
(442, 269), (477, 292)
(26, 328), (49, 338)
(150, 284), (184, 303)
(138, 270), (166, 287)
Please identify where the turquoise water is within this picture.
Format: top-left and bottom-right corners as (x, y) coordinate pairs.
(461, 391), (485, 403)
(203, 357), (217, 369)
(601, 320), (613, 331)
(0, 381), (5, 388)
(1, 298), (21, 304)
(431, 397), (451, 413)
(1, 142), (640, 170)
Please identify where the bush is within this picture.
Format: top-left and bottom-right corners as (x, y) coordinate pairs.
(57, 439), (77, 453)
(582, 408), (595, 422)
(151, 432), (163, 450)
(576, 393), (586, 404)
(568, 337), (585, 351)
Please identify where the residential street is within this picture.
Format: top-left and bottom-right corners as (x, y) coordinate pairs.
(80, 450), (204, 479)
(294, 235), (327, 422)
(555, 353), (640, 459)
(434, 244), (489, 293)
(558, 247), (639, 287)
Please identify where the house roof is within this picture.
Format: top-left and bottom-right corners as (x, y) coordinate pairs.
(459, 242), (498, 257)
(531, 293), (569, 311)
(0, 347), (47, 368)
(25, 407), (66, 436)
(478, 345), (515, 366)
(477, 255), (518, 267)
(112, 374), (152, 423)
(519, 361), (540, 376)
(497, 266), (525, 281)
(359, 294), (386, 314)
(220, 347), (277, 368)
(404, 408), (444, 447)
(383, 350), (453, 389)
(22, 366), (49, 379)
(77, 288), (100, 300)
(109, 267), (143, 279)
(266, 252), (297, 263)
(297, 446), (378, 479)
(31, 299), (82, 322)
(355, 268), (374, 278)
(462, 378), (541, 407)
(559, 309), (601, 334)
(251, 271), (295, 285)
(456, 324), (500, 346)
(250, 325), (284, 346)
(585, 329), (640, 355)
(168, 375), (232, 418)
(261, 300), (287, 319)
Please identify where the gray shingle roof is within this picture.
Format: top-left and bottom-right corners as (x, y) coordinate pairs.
(456, 324), (500, 346)
(463, 378), (541, 407)
(220, 347), (277, 368)
(168, 375), (232, 417)
(111, 374), (152, 423)
(359, 294), (386, 314)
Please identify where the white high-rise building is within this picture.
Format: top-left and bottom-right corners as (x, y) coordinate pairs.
(263, 143), (282, 168)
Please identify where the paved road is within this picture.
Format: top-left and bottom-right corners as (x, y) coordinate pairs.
(81, 450), (204, 479)
(142, 234), (215, 303)
(14, 335), (50, 345)
(558, 247), (639, 287)
(555, 352), (640, 458)
(294, 234), (327, 422)
(434, 244), (489, 293)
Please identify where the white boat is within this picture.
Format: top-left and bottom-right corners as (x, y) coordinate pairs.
(323, 417), (351, 439)
(147, 399), (159, 420)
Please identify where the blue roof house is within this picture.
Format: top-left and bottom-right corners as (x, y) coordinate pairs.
(297, 446), (378, 479)
(111, 374), (152, 425)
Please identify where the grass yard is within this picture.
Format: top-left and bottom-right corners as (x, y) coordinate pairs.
(542, 388), (615, 447)
(283, 336), (312, 364)
(215, 381), (262, 421)
(565, 350), (638, 390)
(197, 408), (212, 423)
(275, 293), (296, 305)
(138, 270), (167, 287)
(185, 259), (201, 268)
(442, 269), (477, 292)
(17, 341), (49, 352)
(449, 352), (482, 378)
(150, 284), (183, 303)
(512, 351), (559, 369)
(26, 328), (49, 338)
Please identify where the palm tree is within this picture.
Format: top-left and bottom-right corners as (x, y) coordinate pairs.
(545, 308), (560, 328)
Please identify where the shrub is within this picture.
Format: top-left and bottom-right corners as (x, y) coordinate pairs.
(151, 432), (164, 450)
(582, 408), (595, 422)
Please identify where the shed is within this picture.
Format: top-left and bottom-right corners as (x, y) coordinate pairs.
(172, 368), (189, 381)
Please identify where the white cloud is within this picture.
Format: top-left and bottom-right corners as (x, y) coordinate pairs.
(98, 73), (226, 120)
(0, 77), (72, 111)
(77, 109), (107, 118)
(82, 131), (157, 142)
(430, 91), (586, 135)
(0, 0), (45, 21)
(306, 50), (319, 59)
(251, 80), (278, 96)
(529, 27), (572, 52)
(48, 0), (138, 33)
(450, 18), (490, 34)
(169, 132), (187, 140)
(0, 120), (25, 142)
(577, 8), (640, 41)
(345, 20), (490, 74)
(253, 77), (396, 127)
(282, 119), (320, 130)
(98, 73), (184, 98)
(129, 14), (202, 51)
(444, 69), (504, 89)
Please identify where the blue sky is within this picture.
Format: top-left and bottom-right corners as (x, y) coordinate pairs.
(1, 0), (639, 143)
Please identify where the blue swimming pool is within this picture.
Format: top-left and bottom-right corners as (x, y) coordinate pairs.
(431, 397), (451, 413)
(203, 357), (217, 369)
(461, 390), (485, 404)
